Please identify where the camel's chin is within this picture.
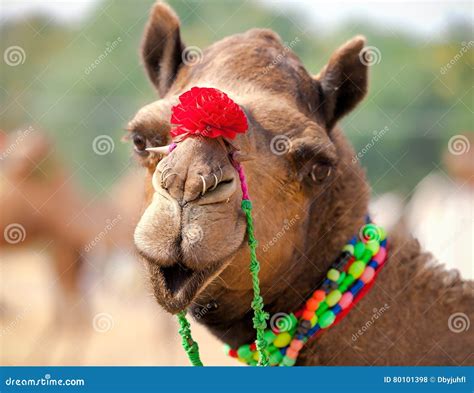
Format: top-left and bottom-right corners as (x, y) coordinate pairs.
(151, 259), (230, 314)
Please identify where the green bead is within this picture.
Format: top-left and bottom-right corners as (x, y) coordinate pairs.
(326, 290), (342, 307)
(263, 330), (276, 344)
(342, 244), (354, 255)
(327, 268), (340, 282)
(266, 344), (278, 353)
(361, 249), (373, 263)
(237, 344), (253, 360)
(283, 313), (298, 333)
(281, 356), (296, 366)
(248, 359), (257, 366)
(348, 261), (365, 279)
(378, 226), (387, 241)
(269, 350), (283, 365)
(342, 274), (355, 287)
(337, 271), (346, 284)
(354, 242), (365, 259)
(223, 344), (231, 354)
(319, 310), (336, 328)
(365, 240), (380, 256)
(316, 301), (329, 316)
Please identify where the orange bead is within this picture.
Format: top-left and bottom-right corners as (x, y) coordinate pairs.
(286, 348), (298, 359)
(302, 310), (314, 320)
(313, 290), (326, 302)
(306, 298), (319, 311)
(290, 339), (304, 351)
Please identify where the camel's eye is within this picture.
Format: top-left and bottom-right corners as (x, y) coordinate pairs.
(132, 133), (148, 155)
(310, 162), (332, 183)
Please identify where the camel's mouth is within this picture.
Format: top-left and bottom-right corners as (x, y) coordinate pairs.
(160, 262), (195, 295)
(147, 256), (229, 314)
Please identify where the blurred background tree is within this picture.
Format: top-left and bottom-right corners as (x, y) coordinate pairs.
(1, 0), (473, 197)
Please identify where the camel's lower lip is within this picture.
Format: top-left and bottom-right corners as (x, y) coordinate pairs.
(150, 259), (225, 314)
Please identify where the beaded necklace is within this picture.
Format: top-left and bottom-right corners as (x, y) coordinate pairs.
(224, 221), (388, 366)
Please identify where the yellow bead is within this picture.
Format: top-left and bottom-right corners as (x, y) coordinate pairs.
(349, 261), (365, 279)
(252, 351), (259, 361)
(326, 289), (342, 307)
(310, 314), (318, 327)
(274, 332), (292, 348)
(327, 268), (340, 282)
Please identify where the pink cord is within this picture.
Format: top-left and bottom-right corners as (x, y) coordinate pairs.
(169, 142), (177, 153)
(232, 160), (250, 201)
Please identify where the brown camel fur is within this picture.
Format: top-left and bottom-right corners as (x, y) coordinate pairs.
(129, 2), (473, 365)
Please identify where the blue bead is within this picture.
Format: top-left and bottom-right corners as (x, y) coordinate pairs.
(349, 236), (357, 245)
(280, 348), (287, 355)
(307, 325), (320, 337)
(296, 334), (304, 340)
(332, 304), (342, 315)
(350, 280), (364, 296)
(365, 215), (371, 224)
(368, 260), (378, 269)
(381, 239), (387, 247)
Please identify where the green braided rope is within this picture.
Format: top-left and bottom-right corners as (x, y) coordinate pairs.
(177, 310), (203, 366)
(241, 199), (269, 366)
(175, 200), (268, 367)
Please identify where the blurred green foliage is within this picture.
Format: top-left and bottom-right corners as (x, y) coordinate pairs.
(1, 0), (472, 196)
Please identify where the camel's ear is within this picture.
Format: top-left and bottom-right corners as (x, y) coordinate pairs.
(141, 2), (185, 97)
(315, 36), (368, 130)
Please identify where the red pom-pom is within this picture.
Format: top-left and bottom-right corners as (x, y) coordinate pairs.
(170, 87), (248, 140)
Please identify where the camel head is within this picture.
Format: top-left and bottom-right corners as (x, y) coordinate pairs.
(129, 2), (369, 314)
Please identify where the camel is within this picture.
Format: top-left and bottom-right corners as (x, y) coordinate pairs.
(129, 2), (473, 365)
(0, 129), (143, 323)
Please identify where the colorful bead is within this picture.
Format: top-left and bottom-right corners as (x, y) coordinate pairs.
(373, 247), (387, 265)
(286, 348), (298, 359)
(378, 226), (387, 241)
(361, 249), (373, 263)
(290, 339), (304, 351)
(281, 356), (296, 366)
(252, 351), (259, 361)
(316, 301), (329, 316)
(327, 268), (340, 282)
(229, 349), (238, 358)
(312, 290), (326, 302)
(310, 314), (318, 327)
(319, 310), (336, 328)
(348, 261), (365, 279)
(339, 292), (353, 309)
(350, 280), (364, 296)
(264, 330), (276, 344)
(269, 350), (283, 365)
(266, 344), (278, 353)
(274, 332), (292, 348)
(342, 244), (354, 254)
(326, 289), (342, 307)
(302, 310), (314, 321)
(360, 266), (375, 283)
(332, 304), (342, 315)
(365, 240), (380, 256)
(306, 298), (320, 311)
(237, 344), (253, 360)
(354, 242), (365, 259)
(337, 271), (346, 284)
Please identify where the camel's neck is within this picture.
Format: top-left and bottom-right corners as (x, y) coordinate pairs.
(191, 129), (371, 348)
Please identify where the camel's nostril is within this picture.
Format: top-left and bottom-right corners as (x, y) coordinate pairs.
(197, 176), (237, 205)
